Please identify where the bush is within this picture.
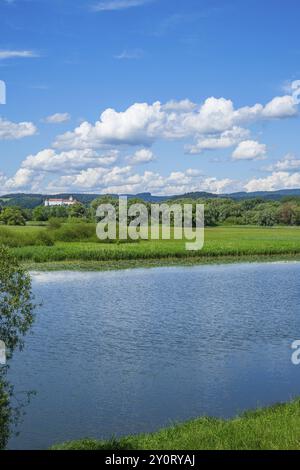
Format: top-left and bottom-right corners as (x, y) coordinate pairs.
(223, 216), (246, 225)
(51, 223), (97, 242)
(35, 231), (54, 246)
(47, 218), (63, 230)
(0, 227), (54, 247)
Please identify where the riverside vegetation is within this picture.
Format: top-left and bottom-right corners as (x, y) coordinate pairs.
(0, 194), (300, 269)
(0, 224), (299, 269)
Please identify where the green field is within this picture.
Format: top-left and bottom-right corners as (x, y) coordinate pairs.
(52, 398), (300, 450)
(1, 224), (300, 269)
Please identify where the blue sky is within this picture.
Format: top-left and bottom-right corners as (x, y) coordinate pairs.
(0, 0), (300, 195)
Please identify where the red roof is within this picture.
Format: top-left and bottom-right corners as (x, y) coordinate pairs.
(46, 198), (77, 202)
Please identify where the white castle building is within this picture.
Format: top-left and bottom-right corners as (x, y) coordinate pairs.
(44, 196), (78, 207)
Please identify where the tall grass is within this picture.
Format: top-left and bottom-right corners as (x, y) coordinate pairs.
(0, 226), (54, 247)
(50, 223), (98, 242)
(2, 225), (300, 263)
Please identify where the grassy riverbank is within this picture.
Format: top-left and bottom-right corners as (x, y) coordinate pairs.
(1, 225), (299, 269)
(52, 398), (300, 450)
(23, 253), (300, 271)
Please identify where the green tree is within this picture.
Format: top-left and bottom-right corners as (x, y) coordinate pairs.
(0, 246), (35, 352)
(277, 203), (296, 225)
(50, 206), (68, 218)
(33, 206), (49, 222)
(293, 207), (300, 226)
(69, 203), (86, 218)
(257, 209), (277, 227)
(0, 246), (35, 449)
(0, 207), (26, 226)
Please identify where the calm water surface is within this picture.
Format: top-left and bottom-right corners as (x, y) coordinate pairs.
(7, 262), (300, 449)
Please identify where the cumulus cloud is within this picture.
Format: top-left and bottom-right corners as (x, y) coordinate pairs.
(186, 127), (249, 154)
(162, 99), (197, 112)
(266, 154), (300, 172)
(44, 113), (71, 124)
(232, 140), (267, 161)
(21, 148), (118, 173)
(127, 148), (155, 165)
(262, 95), (298, 118)
(46, 166), (237, 195)
(2, 82), (300, 195)
(0, 118), (37, 140)
(3, 156), (299, 196)
(54, 89), (299, 151)
(245, 171), (300, 192)
(4, 168), (43, 192)
(54, 102), (171, 148)
(48, 165), (133, 192)
(285, 80), (300, 102)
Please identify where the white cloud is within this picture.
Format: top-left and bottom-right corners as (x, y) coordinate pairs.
(127, 148), (155, 165)
(0, 118), (37, 140)
(45, 165), (237, 196)
(284, 80), (300, 103)
(0, 50), (38, 60)
(183, 97), (236, 134)
(245, 171), (300, 192)
(232, 140), (267, 161)
(48, 165), (133, 192)
(2, 82), (300, 196)
(266, 154), (300, 172)
(4, 168), (43, 192)
(54, 88), (300, 151)
(162, 99), (197, 112)
(186, 127), (249, 154)
(54, 102), (168, 148)
(21, 148), (118, 173)
(4, 156), (299, 196)
(262, 95), (298, 118)
(91, 0), (151, 11)
(44, 113), (71, 124)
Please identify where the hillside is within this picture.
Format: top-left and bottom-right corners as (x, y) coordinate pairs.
(1, 188), (300, 209)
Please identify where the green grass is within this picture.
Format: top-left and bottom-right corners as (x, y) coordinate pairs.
(20, 253), (300, 272)
(1, 224), (300, 267)
(2, 225), (299, 265)
(52, 398), (300, 450)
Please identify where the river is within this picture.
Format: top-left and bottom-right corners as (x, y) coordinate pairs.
(6, 262), (300, 449)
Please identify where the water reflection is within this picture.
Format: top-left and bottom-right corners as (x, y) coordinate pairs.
(8, 262), (300, 450)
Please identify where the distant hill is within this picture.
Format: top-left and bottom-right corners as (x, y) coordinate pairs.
(223, 189), (300, 200)
(0, 188), (300, 208)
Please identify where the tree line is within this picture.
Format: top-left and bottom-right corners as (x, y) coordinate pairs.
(0, 196), (300, 227)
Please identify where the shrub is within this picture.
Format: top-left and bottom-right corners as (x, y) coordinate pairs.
(47, 217), (62, 230)
(51, 223), (97, 242)
(35, 231), (54, 246)
(0, 227), (54, 247)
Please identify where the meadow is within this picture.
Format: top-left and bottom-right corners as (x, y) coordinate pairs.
(0, 223), (300, 268)
(52, 398), (300, 450)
